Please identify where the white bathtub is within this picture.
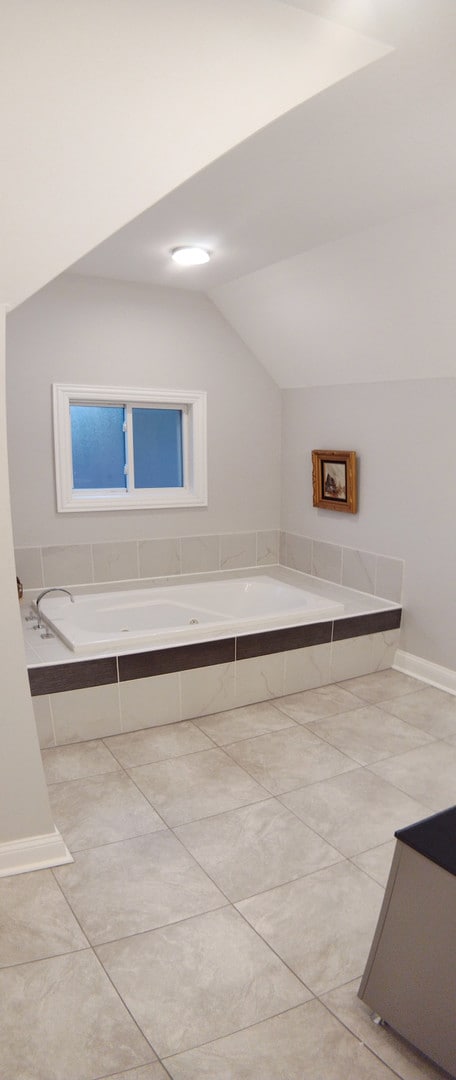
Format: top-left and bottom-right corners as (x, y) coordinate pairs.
(36, 574), (344, 653)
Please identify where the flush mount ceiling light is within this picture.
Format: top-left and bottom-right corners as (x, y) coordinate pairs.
(170, 245), (211, 266)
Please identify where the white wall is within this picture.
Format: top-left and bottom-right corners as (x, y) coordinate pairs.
(281, 379), (456, 670)
(6, 274), (281, 547)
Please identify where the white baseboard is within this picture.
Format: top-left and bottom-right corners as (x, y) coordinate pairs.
(0, 828), (73, 878)
(394, 650), (456, 697)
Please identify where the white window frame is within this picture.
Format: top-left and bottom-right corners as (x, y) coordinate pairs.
(53, 383), (207, 512)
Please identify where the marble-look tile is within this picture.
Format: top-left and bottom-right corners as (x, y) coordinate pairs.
(283, 642), (332, 695)
(237, 861), (383, 995)
(42, 739), (121, 783)
(375, 555), (404, 603)
(92, 540), (139, 582)
(274, 683), (364, 724)
(279, 530), (287, 565)
(105, 720), (212, 766)
(0, 869), (88, 967)
(15, 546), (43, 588)
(129, 748), (267, 827)
(312, 540), (342, 583)
(181, 535), (219, 574)
(379, 686), (456, 738)
(165, 998), (399, 1080)
(107, 1066), (169, 1080)
(369, 740), (456, 811)
(51, 682), (121, 743)
(256, 529), (279, 565)
(194, 701), (296, 746)
(342, 548), (376, 594)
(310, 705), (435, 765)
(330, 635), (374, 682)
(42, 543), (93, 587)
(119, 671), (181, 731)
(0, 951), (152, 1080)
(225, 726), (356, 795)
(181, 662), (236, 719)
(33, 694), (55, 748)
(96, 907), (310, 1058)
(220, 532), (256, 570)
(352, 840), (396, 887)
(284, 533), (312, 573)
(138, 537), (181, 578)
(49, 771), (164, 851)
(235, 653), (284, 707)
(54, 832), (225, 944)
(322, 979), (445, 1080)
(175, 798), (343, 902)
(371, 629), (401, 671)
(282, 769), (430, 857)
(341, 669), (424, 704)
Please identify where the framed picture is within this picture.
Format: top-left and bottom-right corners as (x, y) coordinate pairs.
(312, 450), (357, 514)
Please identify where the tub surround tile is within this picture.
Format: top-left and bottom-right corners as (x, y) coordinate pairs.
(281, 769), (431, 857)
(279, 530), (287, 565)
(54, 832), (225, 945)
(375, 555), (404, 603)
(330, 635), (376, 683)
(138, 538), (181, 579)
(50, 682), (121, 743)
(379, 685), (456, 738)
(180, 661), (236, 719)
(256, 529), (279, 565)
(129, 747), (268, 827)
(33, 694), (54, 747)
(333, 609), (401, 642)
(311, 540), (342, 584)
(92, 541), (139, 583)
(42, 544), (93, 587)
(181, 535), (220, 575)
(225, 725), (357, 796)
(235, 652), (284, 706)
(310, 705), (435, 766)
(0, 869), (88, 968)
(118, 639), (235, 681)
(194, 701), (296, 746)
(165, 998), (398, 1080)
(49, 771), (164, 852)
(283, 642), (332, 695)
(342, 548), (376, 594)
(0, 951), (152, 1080)
(29, 657), (118, 696)
(236, 861), (383, 996)
(96, 907), (310, 1058)
(15, 546), (43, 589)
(175, 798), (343, 903)
(220, 532), (256, 570)
(371, 628), (401, 671)
(42, 739), (122, 784)
(283, 532), (312, 573)
(351, 840), (396, 888)
(119, 671), (180, 731)
(237, 620), (332, 660)
(105, 721), (213, 767)
(274, 683), (365, 724)
(368, 740), (456, 811)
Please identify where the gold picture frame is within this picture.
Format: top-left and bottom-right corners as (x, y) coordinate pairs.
(312, 450), (357, 514)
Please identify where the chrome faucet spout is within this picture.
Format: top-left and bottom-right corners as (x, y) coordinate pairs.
(35, 587), (74, 628)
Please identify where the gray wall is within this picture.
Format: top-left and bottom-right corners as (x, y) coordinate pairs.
(281, 379), (456, 670)
(6, 273), (281, 546)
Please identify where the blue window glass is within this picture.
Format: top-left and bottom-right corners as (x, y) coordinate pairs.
(132, 408), (183, 488)
(70, 405), (126, 489)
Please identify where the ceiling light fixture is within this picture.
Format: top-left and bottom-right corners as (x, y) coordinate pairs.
(170, 245), (211, 266)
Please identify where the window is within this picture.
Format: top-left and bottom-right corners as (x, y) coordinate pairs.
(53, 384), (207, 511)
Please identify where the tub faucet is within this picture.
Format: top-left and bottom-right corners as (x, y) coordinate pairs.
(35, 587), (74, 628)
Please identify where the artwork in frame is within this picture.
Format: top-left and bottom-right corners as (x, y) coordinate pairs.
(312, 450), (358, 514)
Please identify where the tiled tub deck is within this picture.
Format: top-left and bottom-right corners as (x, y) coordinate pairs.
(24, 569), (401, 749)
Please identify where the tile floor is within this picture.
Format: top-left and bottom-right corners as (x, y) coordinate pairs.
(1, 669), (456, 1079)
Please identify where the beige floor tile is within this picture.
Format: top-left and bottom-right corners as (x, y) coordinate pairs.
(0, 869), (88, 967)
(129, 748), (267, 827)
(369, 740), (456, 810)
(104, 720), (213, 767)
(352, 840), (396, 887)
(379, 686), (456, 738)
(236, 861), (383, 996)
(194, 700), (296, 745)
(322, 979), (446, 1080)
(339, 670), (425, 704)
(165, 999), (400, 1080)
(107, 1066), (169, 1080)
(97, 907), (310, 1058)
(0, 951), (153, 1080)
(54, 831), (225, 944)
(310, 705), (434, 765)
(42, 738), (121, 783)
(225, 725), (357, 795)
(281, 769), (430, 856)
(274, 683), (364, 724)
(175, 798), (343, 902)
(49, 771), (165, 851)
